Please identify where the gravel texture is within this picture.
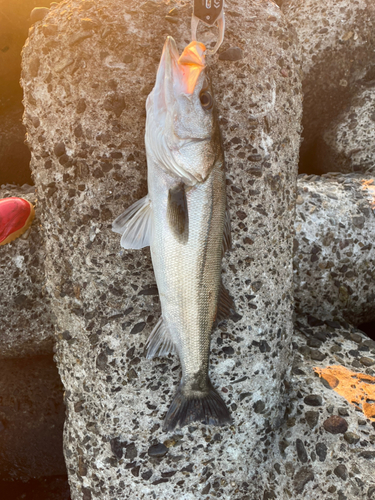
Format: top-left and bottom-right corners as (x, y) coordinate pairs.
(2, 170), (374, 362)
(276, 315), (375, 499)
(281, 0), (375, 163)
(294, 172), (375, 326)
(21, 0), (302, 498)
(0, 184), (55, 358)
(315, 85), (375, 175)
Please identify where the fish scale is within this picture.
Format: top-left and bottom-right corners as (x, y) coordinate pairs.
(150, 161), (225, 378)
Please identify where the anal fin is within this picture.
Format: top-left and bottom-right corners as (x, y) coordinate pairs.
(146, 317), (175, 359)
(112, 195), (152, 250)
(217, 281), (235, 321)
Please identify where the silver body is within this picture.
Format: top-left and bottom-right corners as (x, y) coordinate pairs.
(148, 155), (225, 393)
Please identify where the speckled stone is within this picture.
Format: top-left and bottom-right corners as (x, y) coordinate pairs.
(316, 86), (375, 175)
(294, 172), (375, 325)
(148, 443), (168, 458)
(4, 171), (373, 358)
(21, 0), (302, 498)
(276, 316), (375, 498)
(281, 0), (375, 160)
(0, 184), (55, 358)
(304, 394), (323, 406)
(344, 432), (360, 445)
(218, 47), (243, 61)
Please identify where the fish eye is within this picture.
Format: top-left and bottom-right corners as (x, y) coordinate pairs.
(199, 90), (213, 110)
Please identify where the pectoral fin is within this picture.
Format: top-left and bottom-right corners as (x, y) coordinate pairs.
(167, 183), (189, 243)
(112, 195), (152, 249)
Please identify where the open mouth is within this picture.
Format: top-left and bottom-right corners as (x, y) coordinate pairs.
(161, 37), (207, 95)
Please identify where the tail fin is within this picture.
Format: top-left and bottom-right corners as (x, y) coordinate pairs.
(163, 379), (232, 431)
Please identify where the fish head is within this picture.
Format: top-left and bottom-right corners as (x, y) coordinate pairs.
(146, 37), (222, 185)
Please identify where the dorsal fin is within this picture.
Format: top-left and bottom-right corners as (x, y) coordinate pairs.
(167, 183), (189, 243)
(217, 281), (235, 321)
(222, 208), (231, 255)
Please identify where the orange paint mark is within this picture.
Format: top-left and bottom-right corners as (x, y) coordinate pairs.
(314, 365), (375, 420)
(361, 178), (375, 210)
(178, 41), (206, 94)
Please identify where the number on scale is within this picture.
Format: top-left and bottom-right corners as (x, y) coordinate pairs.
(194, 0), (223, 26)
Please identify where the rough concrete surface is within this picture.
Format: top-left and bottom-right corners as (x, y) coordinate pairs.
(294, 172), (375, 326)
(315, 85), (375, 175)
(281, 0), (375, 162)
(2, 171), (374, 362)
(0, 184), (55, 358)
(21, 0), (302, 497)
(274, 315), (375, 499)
(0, 355), (66, 481)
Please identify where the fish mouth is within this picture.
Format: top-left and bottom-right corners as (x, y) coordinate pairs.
(160, 36), (207, 95)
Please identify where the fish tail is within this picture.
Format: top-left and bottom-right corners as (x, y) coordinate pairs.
(163, 379), (232, 431)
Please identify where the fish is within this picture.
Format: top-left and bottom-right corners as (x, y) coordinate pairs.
(113, 36), (232, 431)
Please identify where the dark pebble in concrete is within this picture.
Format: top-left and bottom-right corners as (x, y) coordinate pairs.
(130, 322), (146, 334)
(218, 47), (244, 61)
(305, 411), (319, 429)
(307, 338), (322, 348)
(141, 470), (152, 480)
(296, 439), (308, 463)
(325, 320), (341, 329)
(344, 432), (360, 444)
(304, 394), (322, 406)
(148, 443), (168, 458)
(310, 349), (326, 361)
(320, 377), (336, 390)
(360, 357), (375, 366)
(223, 346), (234, 355)
(54, 142), (66, 157)
(240, 392), (252, 402)
(293, 466), (314, 494)
(338, 407), (349, 416)
(323, 415), (348, 434)
(253, 400), (265, 413)
(334, 464), (348, 480)
(315, 442), (327, 462)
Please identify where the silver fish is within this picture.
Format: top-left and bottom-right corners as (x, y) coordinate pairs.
(113, 37), (232, 431)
